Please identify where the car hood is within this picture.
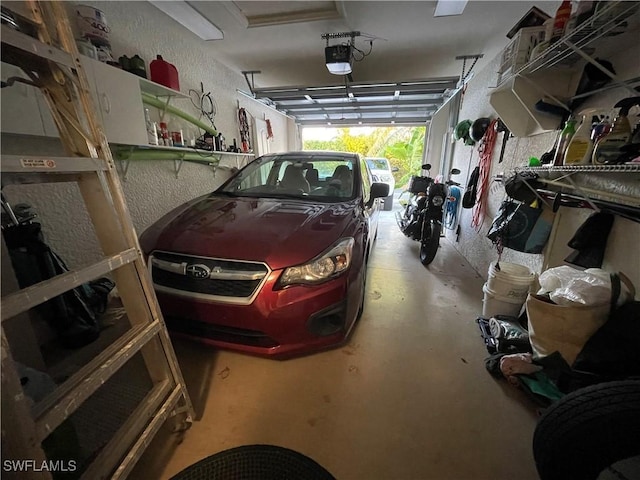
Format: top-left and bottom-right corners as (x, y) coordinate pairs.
(370, 169), (394, 180)
(147, 194), (357, 270)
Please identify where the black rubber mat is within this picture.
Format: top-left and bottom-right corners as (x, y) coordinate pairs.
(170, 444), (335, 480)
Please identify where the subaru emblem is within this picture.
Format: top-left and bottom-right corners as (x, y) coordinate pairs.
(186, 264), (211, 279)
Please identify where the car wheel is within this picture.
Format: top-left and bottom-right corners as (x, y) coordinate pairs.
(383, 194), (394, 211)
(419, 221), (440, 265)
(533, 379), (640, 480)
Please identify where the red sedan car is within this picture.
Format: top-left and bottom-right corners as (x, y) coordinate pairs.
(140, 151), (389, 358)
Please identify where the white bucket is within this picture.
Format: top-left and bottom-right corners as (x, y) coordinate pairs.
(482, 283), (525, 318)
(487, 261), (535, 301)
(76, 5), (111, 47)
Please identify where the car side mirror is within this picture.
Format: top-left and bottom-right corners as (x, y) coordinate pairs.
(367, 182), (390, 208)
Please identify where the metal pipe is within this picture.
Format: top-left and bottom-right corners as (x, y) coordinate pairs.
(236, 89), (297, 120)
(536, 177), (639, 206)
(141, 93), (217, 136)
(113, 148), (222, 163)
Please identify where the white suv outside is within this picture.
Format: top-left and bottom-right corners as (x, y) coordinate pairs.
(365, 157), (396, 210)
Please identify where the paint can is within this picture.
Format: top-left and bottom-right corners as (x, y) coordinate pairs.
(76, 5), (111, 48)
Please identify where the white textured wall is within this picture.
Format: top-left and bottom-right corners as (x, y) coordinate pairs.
(447, 45), (640, 288)
(1, 1), (295, 270)
(67, 1), (293, 153)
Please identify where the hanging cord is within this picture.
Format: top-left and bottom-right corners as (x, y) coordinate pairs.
(351, 40), (374, 61)
(471, 119), (499, 231)
(189, 88), (217, 127)
(494, 237), (504, 271)
(185, 86), (221, 158)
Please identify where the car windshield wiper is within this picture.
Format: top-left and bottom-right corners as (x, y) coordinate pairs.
(267, 193), (309, 200)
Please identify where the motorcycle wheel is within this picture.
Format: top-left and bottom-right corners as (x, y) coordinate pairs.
(419, 221), (440, 266)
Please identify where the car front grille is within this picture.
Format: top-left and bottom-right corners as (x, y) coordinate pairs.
(150, 251), (270, 305)
(165, 315), (279, 348)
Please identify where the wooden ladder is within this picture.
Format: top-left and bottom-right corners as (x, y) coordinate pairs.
(1, 2), (194, 478)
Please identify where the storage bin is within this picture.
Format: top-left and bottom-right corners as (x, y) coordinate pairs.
(498, 26), (547, 75)
(487, 261), (535, 300)
(482, 283), (525, 318)
(489, 71), (576, 137)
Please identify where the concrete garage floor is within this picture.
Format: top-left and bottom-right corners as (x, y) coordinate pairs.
(139, 201), (541, 480)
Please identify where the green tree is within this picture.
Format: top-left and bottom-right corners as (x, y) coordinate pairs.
(304, 139), (341, 151)
(303, 126), (428, 187)
(383, 127), (426, 186)
(336, 128), (373, 155)
(365, 126), (396, 157)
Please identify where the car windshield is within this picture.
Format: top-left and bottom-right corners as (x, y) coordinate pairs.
(218, 154), (358, 201)
(366, 158), (390, 171)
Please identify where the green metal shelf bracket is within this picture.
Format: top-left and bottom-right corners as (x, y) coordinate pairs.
(174, 153), (185, 179)
(159, 96), (172, 122)
(114, 146), (135, 180)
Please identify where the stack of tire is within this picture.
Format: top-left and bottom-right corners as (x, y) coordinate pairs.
(533, 380), (640, 480)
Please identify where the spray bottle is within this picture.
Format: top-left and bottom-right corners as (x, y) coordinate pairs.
(564, 108), (601, 164)
(592, 97), (640, 164)
(553, 116), (577, 166)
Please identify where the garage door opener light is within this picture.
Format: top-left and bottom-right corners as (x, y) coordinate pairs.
(322, 31), (364, 76)
(325, 44), (352, 75)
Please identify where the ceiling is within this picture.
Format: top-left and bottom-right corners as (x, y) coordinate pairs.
(171, 1), (562, 125)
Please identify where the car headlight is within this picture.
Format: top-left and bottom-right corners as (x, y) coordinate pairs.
(431, 195), (444, 207)
(279, 238), (354, 287)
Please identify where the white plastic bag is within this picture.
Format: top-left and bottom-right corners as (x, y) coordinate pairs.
(538, 266), (612, 306)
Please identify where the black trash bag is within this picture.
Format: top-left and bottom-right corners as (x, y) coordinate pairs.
(3, 222), (114, 348)
(564, 211), (614, 269)
(487, 200), (553, 254)
(504, 171), (543, 204)
(489, 315), (532, 354)
(573, 301), (640, 377)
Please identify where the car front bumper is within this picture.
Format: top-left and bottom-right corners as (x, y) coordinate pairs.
(156, 269), (360, 358)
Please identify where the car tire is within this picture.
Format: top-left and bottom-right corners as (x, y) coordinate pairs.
(533, 379), (640, 480)
(383, 194), (394, 211)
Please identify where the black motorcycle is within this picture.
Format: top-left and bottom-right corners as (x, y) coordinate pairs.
(396, 164), (461, 265)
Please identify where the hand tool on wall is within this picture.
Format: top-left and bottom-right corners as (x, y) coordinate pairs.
(496, 118), (511, 163)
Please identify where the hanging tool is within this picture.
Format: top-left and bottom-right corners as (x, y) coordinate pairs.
(1, 192), (19, 227)
(238, 107), (251, 152)
(495, 118), (511, 163)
